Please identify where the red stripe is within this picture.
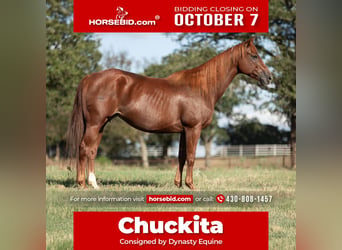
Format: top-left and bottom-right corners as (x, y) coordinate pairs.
(74, 0), (269, 33)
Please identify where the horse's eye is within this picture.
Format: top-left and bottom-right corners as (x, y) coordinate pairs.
(251, 54), (258, 59)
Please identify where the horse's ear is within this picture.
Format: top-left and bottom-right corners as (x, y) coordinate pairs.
(244, 37), (255, 53)
(244, 37), (256, 54)
(245, 37), (255, 48)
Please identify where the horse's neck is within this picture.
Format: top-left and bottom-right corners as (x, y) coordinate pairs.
(166, 45), (240, 109)
(199, 48), (239, 107)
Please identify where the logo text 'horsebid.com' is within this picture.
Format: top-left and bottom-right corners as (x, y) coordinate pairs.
(89, 6), (158, 26)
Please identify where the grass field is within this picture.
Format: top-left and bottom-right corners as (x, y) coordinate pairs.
(46, 162), (296, 249)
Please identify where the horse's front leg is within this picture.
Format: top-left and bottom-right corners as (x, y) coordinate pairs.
(184, 125), (201, 190)
(175, 131), (186, 188)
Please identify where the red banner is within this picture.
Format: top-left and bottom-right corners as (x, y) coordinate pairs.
(74, 211), (268, 249)
(73, 0), (268, 33)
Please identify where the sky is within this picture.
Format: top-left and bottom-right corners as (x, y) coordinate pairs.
(96, 33), (181, 72)
(95, 33), (289, 130)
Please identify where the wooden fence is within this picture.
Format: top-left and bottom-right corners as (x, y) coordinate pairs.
(112, 144), (293, 168)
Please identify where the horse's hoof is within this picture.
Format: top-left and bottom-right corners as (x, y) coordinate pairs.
(88, 173), (99, 189)
(77, 184), (87, 189)
(90, 183), (100, 189)
(174, 180), (182, 188)
(185, 182), (195, 190)
(77, 180), (86, 189)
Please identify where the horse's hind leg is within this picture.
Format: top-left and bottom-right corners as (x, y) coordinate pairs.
(77, 141), (87, 188)
(81, 124), (102, 189)
(87, 131), (103, 189)
(175, 131), (186, 188)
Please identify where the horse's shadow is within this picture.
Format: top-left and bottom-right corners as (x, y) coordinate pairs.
(46, 178), (76, 187)
(46, 177), (160, 188)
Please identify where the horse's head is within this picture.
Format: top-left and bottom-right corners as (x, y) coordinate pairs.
(238, 37), (273, 88)
(117, 7), (127, 15)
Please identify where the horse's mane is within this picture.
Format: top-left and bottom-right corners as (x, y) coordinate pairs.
(166, 42), (246, 98)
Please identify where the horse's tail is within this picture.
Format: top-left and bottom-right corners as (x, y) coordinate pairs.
(66, 80), (86, 165)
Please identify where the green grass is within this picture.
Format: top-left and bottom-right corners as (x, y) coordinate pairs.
(46, 164), (296, 249)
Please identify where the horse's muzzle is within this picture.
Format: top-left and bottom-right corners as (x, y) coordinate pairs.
(259, 71), (273, 87)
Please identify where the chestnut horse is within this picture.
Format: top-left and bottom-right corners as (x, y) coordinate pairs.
(66, 37), (272, 189)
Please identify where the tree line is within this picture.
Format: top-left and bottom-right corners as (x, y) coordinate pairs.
(46, 0), (296, 168)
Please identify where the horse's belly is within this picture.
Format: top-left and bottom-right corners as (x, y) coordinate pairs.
(116, 84), (189, 132)
(119, 109), (183, 133)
